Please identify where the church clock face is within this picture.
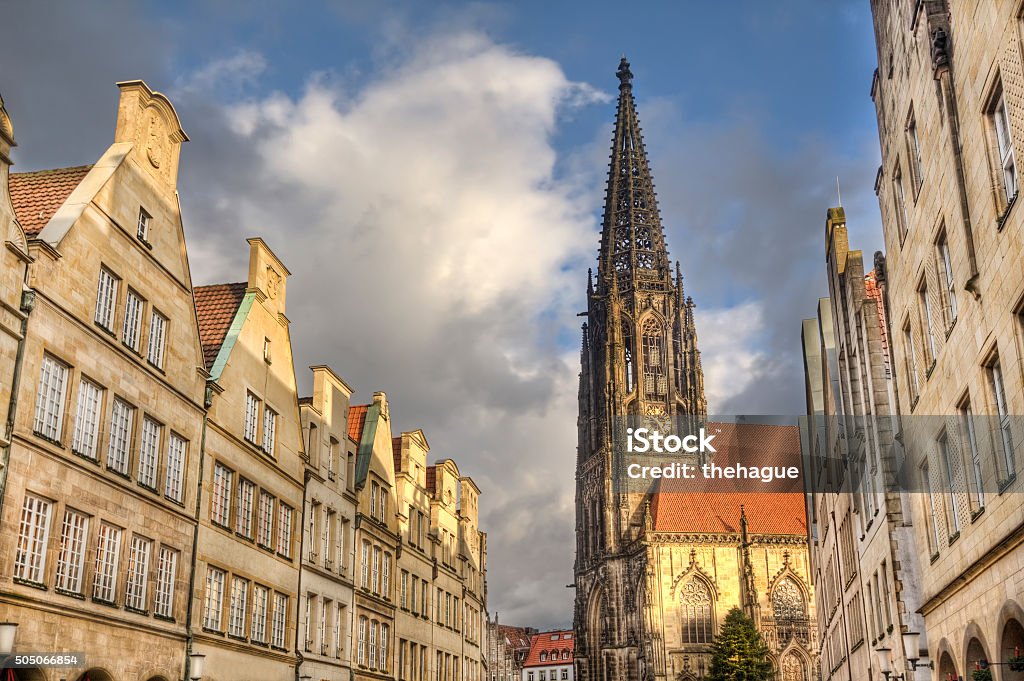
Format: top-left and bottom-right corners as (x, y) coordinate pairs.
(644, 404), (670, 433)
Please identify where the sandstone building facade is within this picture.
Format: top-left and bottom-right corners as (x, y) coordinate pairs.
(801, 208), (927, 681)
(573, 59), (818, 681)
(866, 0), (1024, 677)
(0, 80), (488, 681)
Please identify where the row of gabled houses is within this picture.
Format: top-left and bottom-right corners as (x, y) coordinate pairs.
(0, 80), (486, 681)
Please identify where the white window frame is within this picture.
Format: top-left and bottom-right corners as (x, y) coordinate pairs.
(938, 235), (957, 324)
(165, 433), (187, 503)
(94, 266), (119, 330)
(204, 566), (226, 631)
(123, 289), (145, 352)
(251, 584), (269, 643)
(137, 207), (152, 241)
(212, 462), (234, 527)
(55, 508), (89, 593)
(989, 359), (1016, 482)
(93, 522), (123, 603)
(71, 378), (103, 459)
(959, 400), (985, 510)
(272, 592), (288, 648)
(228, 576), (249, 638)
(154, 546), (178, 619)
(257, 490), (275, 548)
(14, 494), (52, 584)
(276, 503), (292, 557)
(138, 416), (162, 489)
(994, 91), (1018, 203)
(147, 308), (168, 369)
(262, 405), (277, 455)
(106, 398), (135, 475)
(34, 354), (69, 441)
(236, 478), (255, 539)
(244, 392), (260, 444)
(125, 535), (152, 611)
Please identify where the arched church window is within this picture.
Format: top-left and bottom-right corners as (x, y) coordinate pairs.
(781, 652), (806, 681)
(672, 323), (684, 394)
(623, 321), (635, 393)
(641, 318), (666, 400)
(679, 576), (713, 644)
(771, 577), (806, 621)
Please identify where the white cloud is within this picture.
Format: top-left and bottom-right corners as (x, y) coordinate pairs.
(178, 31), (603, 628)
(694, 302), (767, 410)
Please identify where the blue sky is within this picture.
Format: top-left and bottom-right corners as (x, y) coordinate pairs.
(1, 1), (885, 628)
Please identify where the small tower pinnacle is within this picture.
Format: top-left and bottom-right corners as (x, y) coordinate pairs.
(616, 57), (633, 89)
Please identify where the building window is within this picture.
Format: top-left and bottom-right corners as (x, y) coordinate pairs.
(939, 432), (962, 536)
(106, 398), (135, 476)
(147, 309), (168, 368)
(244, 392), (260, 444)
(276, 503), (293, 557)
(679, 576), (713, 643)
(123, 289), (145, 352)
(94, 266), (119, 331)
(228, 576), (249, 638)
(251, 584), (269, 643)
(323, 508), (335, 567)
(380, 622), (390, 671)
(154, 546), (178, 619)
(271, 592), (288, 648)
(918, 279), (937, 366)
(902, 321), (920, 404)
(257, 491), (275, 548)
(623, 320), (635, 393)
(921, 461), (941, 555)
(164, 433), (187, 503)
(370, 481), (379, 519)
(55, 508), (89, 593)
(369, 619), (378, 669)
(988, 357), (1016, 483)
(33, 354), (69, 441)
(14, 494), (52, 584)
(372, 546), (381, 593)
(92, 522), (123, 603)
(936, 232), (957, 326)
(357, 616), (367, 665)
(893, 163), (909, 241)
(360, 541), (370, 588)
(383, 552), (391, 598)
(262, 405), (277, 455)
(236, 478), (255, 539)
(993, 87), (1018, 206)
(907, 106), (923, 197)
(71, 378), (103, 459)
(959, 398), (985, 511)
(204, 566), (226, 630)
(137, 207), (151, 241)
(124, 535), (152, 611)
(211, 463), (233, 527)
(263, 336), (272, 363)
(138, 416), (162, 489)
(642, 317), (667, 400)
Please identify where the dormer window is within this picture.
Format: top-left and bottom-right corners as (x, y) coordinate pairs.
(137, 207), (152, 243)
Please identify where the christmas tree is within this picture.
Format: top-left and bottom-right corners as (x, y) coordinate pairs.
(707, 608), (774, 681)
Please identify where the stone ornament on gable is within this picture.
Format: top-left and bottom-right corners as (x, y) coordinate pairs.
(266, 265), (281, 299)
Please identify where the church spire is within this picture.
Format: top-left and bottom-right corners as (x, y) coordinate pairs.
(597, 57), (671, 293)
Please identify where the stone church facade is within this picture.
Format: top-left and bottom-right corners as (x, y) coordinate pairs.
(573, 59), (818, 681)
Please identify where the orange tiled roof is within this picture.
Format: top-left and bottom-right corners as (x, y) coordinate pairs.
(9, 165), (93, 238)
(193, 282), (247, 371)
(523, 631), (574, 668)
(426, 465), (436, 493)
(649, 422), (807, 536)
(348, 404), (369, 442)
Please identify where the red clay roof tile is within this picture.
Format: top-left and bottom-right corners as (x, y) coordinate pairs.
(348, 404), (369, 442)
(649, 422), (807, 536)
(523, 631), (574, 668)
(193, 282), (247, 371)
(9, 165), (92, 238)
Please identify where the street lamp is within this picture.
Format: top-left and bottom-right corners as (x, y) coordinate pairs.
(189, 653), (205, 681)
(875, 647), (904, 681)
(901, 631), (934, 671)
(0, 623), (17, 655)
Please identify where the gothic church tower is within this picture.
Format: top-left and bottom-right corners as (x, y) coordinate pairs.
(574, 58), (707, 681)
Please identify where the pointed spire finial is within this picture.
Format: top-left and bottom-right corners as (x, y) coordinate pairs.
(616, 56), (633, 89)
(587, 267), (594, 295)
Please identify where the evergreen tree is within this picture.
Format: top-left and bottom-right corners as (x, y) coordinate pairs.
(707, 608), (774, 681)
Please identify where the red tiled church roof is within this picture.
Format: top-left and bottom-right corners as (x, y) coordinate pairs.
(9, 165), (92, 237)
(498, 625), (534, 650)
(348, 404), (369, 442)
(193, 282), (247, 371)
(425, 465), (436, 493)
(523, 631), (574, 668)
(649, 422), (807, 536)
